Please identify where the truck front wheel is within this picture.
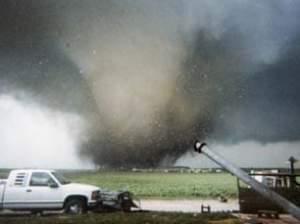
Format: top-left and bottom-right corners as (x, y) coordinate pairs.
(122, 202), (132, 212)
(64, 198), (87, 215)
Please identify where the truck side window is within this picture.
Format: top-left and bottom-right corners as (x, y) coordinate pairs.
(14, 172), (28, 186)
(30, 172), (56, 187)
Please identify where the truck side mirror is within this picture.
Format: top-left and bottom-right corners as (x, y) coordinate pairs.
(49, 182), (59, 188)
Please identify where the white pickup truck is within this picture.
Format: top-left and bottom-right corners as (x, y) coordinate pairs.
(0, 169), (137, 214)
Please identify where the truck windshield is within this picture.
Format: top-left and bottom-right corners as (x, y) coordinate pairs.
(52, 172), (71, 185)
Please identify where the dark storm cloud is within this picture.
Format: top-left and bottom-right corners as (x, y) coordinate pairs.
(0, 0), (98, 116)
(215, 33), (300, 143)
(1, 0), (300, 167)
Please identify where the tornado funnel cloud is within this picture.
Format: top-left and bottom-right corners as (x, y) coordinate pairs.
(1, 1), (300, 168)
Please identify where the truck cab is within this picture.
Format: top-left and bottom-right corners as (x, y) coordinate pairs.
(0, 169), (100, 214)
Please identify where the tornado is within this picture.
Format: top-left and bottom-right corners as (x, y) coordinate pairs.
(1, 0), (300, 168)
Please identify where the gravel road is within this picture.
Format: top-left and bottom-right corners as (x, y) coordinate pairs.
(0, 199), (239, 215)
(140, 199), (239, 213)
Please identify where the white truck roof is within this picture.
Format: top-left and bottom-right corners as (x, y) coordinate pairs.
(10, 169), (56, 173)
(7, 169), (57, 187)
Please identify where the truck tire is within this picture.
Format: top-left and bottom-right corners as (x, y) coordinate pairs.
(31, 210), (43, 216)
(122, 202), (131, 212)
(64, 198), (87, 215)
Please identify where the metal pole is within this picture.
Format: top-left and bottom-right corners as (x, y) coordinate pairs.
(194, 141), (300, 220)
(289, 156), (296, 175)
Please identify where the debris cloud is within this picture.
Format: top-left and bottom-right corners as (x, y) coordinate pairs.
(1, 1), (300, 167)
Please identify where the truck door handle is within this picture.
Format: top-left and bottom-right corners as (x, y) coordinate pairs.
(26, 189), (32, 192)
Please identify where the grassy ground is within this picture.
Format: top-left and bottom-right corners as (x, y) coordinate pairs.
(66, 171), (238, 199)
(0, 212), (240, 224)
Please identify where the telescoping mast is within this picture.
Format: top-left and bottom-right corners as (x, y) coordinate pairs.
(194, 141), (300, 220)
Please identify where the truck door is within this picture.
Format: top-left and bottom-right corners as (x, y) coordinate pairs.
(24, 172), (64, 209)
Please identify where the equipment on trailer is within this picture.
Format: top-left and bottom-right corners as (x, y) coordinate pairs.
(238, 171), (300, 214)
(194, 141), (300, 220)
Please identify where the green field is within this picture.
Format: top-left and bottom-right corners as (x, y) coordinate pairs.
(0, 212), (240, 224)
(66, 171), (238, 199)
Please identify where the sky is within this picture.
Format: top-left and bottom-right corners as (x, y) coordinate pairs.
(0, 94), (92, 169)
(1, 0), (300, 169)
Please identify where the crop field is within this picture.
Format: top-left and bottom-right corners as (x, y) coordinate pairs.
(66, 171), (238, 199)
(0, 212), (240, 224)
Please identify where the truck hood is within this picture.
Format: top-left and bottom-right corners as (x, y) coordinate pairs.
(62, 183), (100, 191)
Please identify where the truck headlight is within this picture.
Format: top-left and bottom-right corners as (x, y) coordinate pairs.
(91, 190), (100, 200)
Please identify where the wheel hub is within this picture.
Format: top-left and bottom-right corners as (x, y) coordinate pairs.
(69, 204), (82, 214)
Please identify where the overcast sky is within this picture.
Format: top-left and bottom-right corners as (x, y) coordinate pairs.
(1, 0), (300, 169)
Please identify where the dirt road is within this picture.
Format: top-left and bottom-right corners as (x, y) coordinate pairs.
(140, 199), (239, 213)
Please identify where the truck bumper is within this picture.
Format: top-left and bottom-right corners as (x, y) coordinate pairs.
(87, 198), (104, 210)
